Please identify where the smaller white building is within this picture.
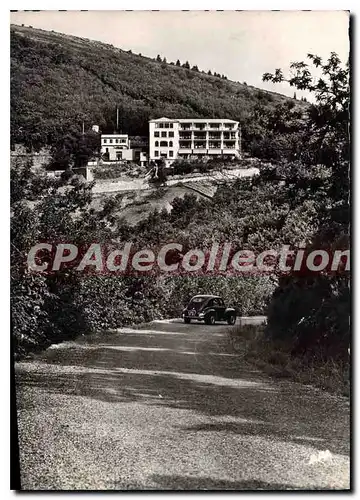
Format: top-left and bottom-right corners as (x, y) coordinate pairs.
(100, 134), (147, 166)
(101, 134), (130, 161)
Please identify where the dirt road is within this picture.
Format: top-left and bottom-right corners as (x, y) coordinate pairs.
(15, 318), (350, 490)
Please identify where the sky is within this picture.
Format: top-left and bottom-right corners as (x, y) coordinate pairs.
(10, 10), (350, 99)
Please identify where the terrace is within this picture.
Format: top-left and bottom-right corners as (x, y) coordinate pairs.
(179, 133), (192, 140)
(223, 132), (237, 140)
(179, 140), (192, 149)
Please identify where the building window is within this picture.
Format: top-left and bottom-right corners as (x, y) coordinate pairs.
(169, 123), (173, 128)
(165, 123), (170, 128)
(159, 123), (164, 128)
(155, 141), (159, 147)
(105, 148), (109, 153)
(109, 139), (113, 143)
(169, 131), (174, 138)
(121, 139), (126, 143)
(103, 139), (107, 144)
(169, 141), (173, 147)
(161, 131), (167, 138)
(154, 150), (159, 157)
(160, 141), (168, 147)
(154, 131), (159, 137)
(169, 151), (174, 157)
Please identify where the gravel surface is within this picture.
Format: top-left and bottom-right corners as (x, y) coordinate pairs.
(15, 319), (350, 490)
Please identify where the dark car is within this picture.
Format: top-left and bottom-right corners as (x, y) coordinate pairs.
(182, 295), (237, 325)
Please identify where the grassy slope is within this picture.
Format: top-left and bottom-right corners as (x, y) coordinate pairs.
(229, 324), (350, 396)
(10, 24), (299, 148)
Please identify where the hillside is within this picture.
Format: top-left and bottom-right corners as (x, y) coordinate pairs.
(10, 24), (301, 150)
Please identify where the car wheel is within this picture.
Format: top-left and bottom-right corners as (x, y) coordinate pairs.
(184, 317), (191, 324)
(227, 314), (236, 325)
(205, 313), (216, 325)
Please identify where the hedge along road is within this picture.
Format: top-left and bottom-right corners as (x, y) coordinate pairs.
(15, 317), (350, 490)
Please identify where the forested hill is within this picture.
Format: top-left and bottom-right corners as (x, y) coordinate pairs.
(11, 24), (302, 150)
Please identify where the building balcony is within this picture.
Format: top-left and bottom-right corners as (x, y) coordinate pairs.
(179, 134), (192, 140)
(179, 123), (237, 132)
(222, 149), (238, 154)
(178, 148), (192, 154)
(179, 141), (192, 148)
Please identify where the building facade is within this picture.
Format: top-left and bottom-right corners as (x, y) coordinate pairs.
(101, 134), (130, 161)
(149, 117), (241, 164)
(100, 134), (147, 166)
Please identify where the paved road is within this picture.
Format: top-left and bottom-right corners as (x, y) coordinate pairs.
(15, 319), (350, 490)
(92, 167), (259, 194)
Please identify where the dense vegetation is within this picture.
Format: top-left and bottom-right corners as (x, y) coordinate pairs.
(263, 53), (350, 362)
(11, 161), (275, 356)
(11, 24), (303, 155)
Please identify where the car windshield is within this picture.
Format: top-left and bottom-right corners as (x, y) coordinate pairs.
(187, 297), (208, 311)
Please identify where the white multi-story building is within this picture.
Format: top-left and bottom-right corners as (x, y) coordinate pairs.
(149, 117), (241, 164)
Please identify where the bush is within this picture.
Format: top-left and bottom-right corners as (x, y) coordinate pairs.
(229, 324), (349, 395)
(172, 159), (194, 175)
(94, 163), (127, 179)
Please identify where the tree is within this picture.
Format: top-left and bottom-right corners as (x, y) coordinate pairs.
(208, 70), (212, 76)
(263, 53), (350, 360)
(183, 61), (190, 69)
(48, 131), (100, 171)
(163, 57), (167, 64)
(156, 54), (162, 62)
(157, 158), (168, 185)
(192, 65), (199, 72)
(293, 91), (297, 99)
(176, 59), (181, 66)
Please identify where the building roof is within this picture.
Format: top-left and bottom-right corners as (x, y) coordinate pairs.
(149, 117), (238, 124)
(149, 117), (173, 122)
(101, 133), (128, 138)
(191, 295), (221, 299)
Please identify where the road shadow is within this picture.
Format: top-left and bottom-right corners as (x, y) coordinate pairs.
(112, 474), (330, 490)
(16, 324), (350, 456)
